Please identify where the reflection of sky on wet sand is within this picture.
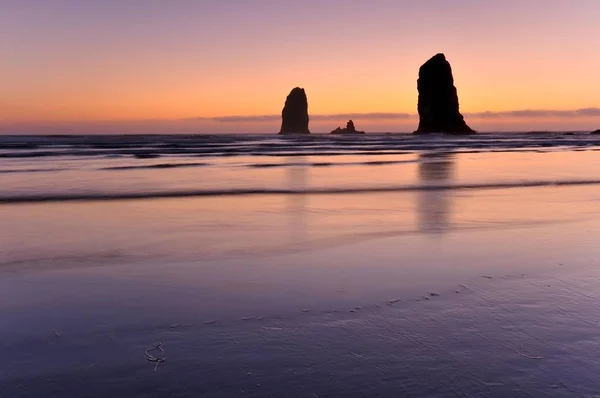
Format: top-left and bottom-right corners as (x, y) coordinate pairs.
(3, 151), (600, 266)
(2, 151), (600, 340)
(286, 157), (308, 245)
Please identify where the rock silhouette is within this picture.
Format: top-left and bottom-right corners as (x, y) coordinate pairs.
(414, 53), (474, 135)
(279, 87), (310, 134)
(591, 129), (600, 134)
(331, 120), (365, 134)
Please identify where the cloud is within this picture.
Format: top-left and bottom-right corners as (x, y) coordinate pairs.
(187, 108), (600, 123)
(205, 115), (280, 123)
(186, 112), (413, 123)
(465, 108), (600, 118)
(311, 112), (413, 121)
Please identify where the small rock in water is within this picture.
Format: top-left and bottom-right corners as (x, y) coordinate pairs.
(429, 292), (440, 297)
(330, 119), (365, 135)
(204, 320), (216, 325)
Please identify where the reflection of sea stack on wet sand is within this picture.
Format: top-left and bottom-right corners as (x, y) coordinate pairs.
(278, 87), (310, 134)
(417, 152), (455, 234)
(414, 53), (474, 135)
(330, 120), (365, 135)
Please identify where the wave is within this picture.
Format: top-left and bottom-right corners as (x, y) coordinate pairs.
(1, 133), (599, 159)
(247, 160), (417, 168)
(101, 162), (208, 170)
(0, 168), (68, 174)
(3, 178), (600, 204)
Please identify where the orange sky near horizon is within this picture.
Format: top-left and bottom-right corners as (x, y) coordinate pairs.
(2, 1), (600, 133)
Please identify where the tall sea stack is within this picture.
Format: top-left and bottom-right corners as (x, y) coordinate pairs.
(279, 87), (310, 134)
(414, 53), (474, 135)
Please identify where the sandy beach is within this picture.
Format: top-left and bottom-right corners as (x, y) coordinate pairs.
(2, 140), (600, 396)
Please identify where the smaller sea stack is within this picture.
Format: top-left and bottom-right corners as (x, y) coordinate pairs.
(279, 87), (310, 134)
(331, 120), (365, 135)
(591, 129), (600, 134)
(414, 53), (474, 135)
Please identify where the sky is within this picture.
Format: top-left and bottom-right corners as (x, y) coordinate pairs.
(2, 0), (600, 134)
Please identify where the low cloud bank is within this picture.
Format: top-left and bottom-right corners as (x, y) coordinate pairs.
(189, 108), (600, 123)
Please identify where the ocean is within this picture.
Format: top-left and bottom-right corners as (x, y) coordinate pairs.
(2, 132), (600, 202)
(2, 132), (600, 397)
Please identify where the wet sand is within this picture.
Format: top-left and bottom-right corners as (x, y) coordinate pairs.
(2, 179), (600, 396)
(3, 145), (600, 397)
(3, 262), (600, 397)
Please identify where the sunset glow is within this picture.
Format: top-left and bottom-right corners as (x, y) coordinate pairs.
(2, 0), (600, 133)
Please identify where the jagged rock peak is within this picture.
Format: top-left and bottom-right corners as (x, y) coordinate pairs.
(279, 87), (310, 135)
(414, 53), (475, 135)
(331, 119), (365, 134)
